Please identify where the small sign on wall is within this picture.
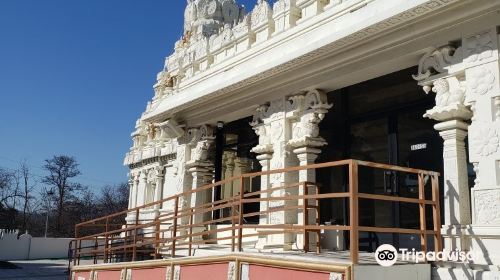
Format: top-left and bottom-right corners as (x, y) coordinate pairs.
(411, 143), (427, 151)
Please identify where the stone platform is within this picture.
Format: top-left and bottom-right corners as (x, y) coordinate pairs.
(72, 248), (431, 280)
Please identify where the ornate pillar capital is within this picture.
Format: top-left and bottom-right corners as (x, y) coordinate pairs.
(287, 89), (332, 151)
(250, 121), (274, 156)
(185, 124), (216, 169)
(154, 166), (165, 178)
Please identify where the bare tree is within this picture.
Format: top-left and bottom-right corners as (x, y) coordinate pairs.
(0, 168), (16, 208)
(0, 168), (18, 229)
(14, 161), (37, 232)
(99, 183), (129, 215)
(42, 155), (81, 234)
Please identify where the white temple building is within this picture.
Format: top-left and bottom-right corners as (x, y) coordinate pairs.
(72, 0), (500, 279)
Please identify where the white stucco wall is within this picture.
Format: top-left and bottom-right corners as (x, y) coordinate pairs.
(28, 238), (73, 260)
(0, 230), (31, 260)
(0, 230), (78, 261)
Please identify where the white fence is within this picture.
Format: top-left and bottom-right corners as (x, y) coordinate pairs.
(0, 229), (73, 261)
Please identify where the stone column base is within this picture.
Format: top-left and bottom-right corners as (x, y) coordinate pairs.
(465, 225), (500, 266)
(433, 265), (500, 280)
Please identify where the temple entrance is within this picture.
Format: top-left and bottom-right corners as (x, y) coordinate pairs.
(214, 117), (261, 223)
(318, 67), (444, 250)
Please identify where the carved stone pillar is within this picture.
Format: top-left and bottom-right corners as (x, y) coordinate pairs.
(251, 121), (275, 248)
(185, 125), (215, 231)
(288, 90), (332, 251)
(251, 90), (331, 250)
(133, 174), (139, 208)
(462, 28), (500, 266)
(138, 171), (147, 207)
(126, 173), (139, 224)
(154, 167), (165, 210)
(128, 175), (134, 209)
(436, 120), (472, 252)
(294, 148), (320, 181)
(223, 151), (237, 199)
(253, 144), (274, 226)
(416, 73), (473, 252)
(235, 157), (253, 193)
(187, 165), (213, 223)
(414, 28), (500, 271)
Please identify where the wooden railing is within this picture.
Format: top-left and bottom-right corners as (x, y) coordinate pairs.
(71, 159), (442, 266)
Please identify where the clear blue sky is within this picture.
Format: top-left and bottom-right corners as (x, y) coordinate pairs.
(0, 0), (256, 191)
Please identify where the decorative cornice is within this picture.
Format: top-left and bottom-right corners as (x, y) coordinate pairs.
(128, 154), (176, 169)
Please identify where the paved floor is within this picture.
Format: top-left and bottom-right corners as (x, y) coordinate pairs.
(0, 259), (71, 280)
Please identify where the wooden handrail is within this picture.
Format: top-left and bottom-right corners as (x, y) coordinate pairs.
(71, 159), (441, 266)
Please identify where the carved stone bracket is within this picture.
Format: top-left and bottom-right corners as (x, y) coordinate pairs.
(158, 119), (185, 139)
(422, 77), (472, 121)
(287, 89), (332, 150)
(186, 124), (215, 166)
(413, 45), (463, 81)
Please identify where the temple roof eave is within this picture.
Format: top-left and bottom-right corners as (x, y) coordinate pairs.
(141, 0), (493, 125)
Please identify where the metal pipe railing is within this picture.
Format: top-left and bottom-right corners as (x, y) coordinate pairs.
(69, 159), (442, 266)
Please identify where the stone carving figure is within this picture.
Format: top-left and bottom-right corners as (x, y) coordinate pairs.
(146, 123), (157, 142)
(431, 78), (465, 108)
(423, 77), (471, 121)
(294, 113), (321, 139)
(192, 140), (210, 162)
(184, 0), (198, 34)
(254, 125), (271, 146)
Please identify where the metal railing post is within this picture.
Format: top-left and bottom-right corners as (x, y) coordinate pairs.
(432, 175), (443, 252)
(73, 228), (78, 266)
(231, 201), (236, 252)
(349, 160), (359, 264)
(188, 208), (194, 257)
(302, 182), (309, 252)
(77, 240), (82, 265)
(238, 176), (244, 252)
(104, 217), (109, 263)
(155, 215), (160, 259)
(94, 237), (98, 264)
(124, 224), (128, 262)
(315, 183), (321, 254)
(171, 196), (179, 258)
(418, 174), (428, 256)
(132, 208), (139, 261)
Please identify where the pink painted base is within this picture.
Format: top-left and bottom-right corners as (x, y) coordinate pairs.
(249, 265), (332, 280)
(96, 270), (121, 280)
(132, 267), (167, 280)
(74, 271), (91, 280)
(180, 263), (229, 280)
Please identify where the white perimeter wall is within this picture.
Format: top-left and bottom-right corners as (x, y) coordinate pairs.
(0, 230), (78, 261)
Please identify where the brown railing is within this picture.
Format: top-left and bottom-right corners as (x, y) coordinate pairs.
(71, 159), (442, 266)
